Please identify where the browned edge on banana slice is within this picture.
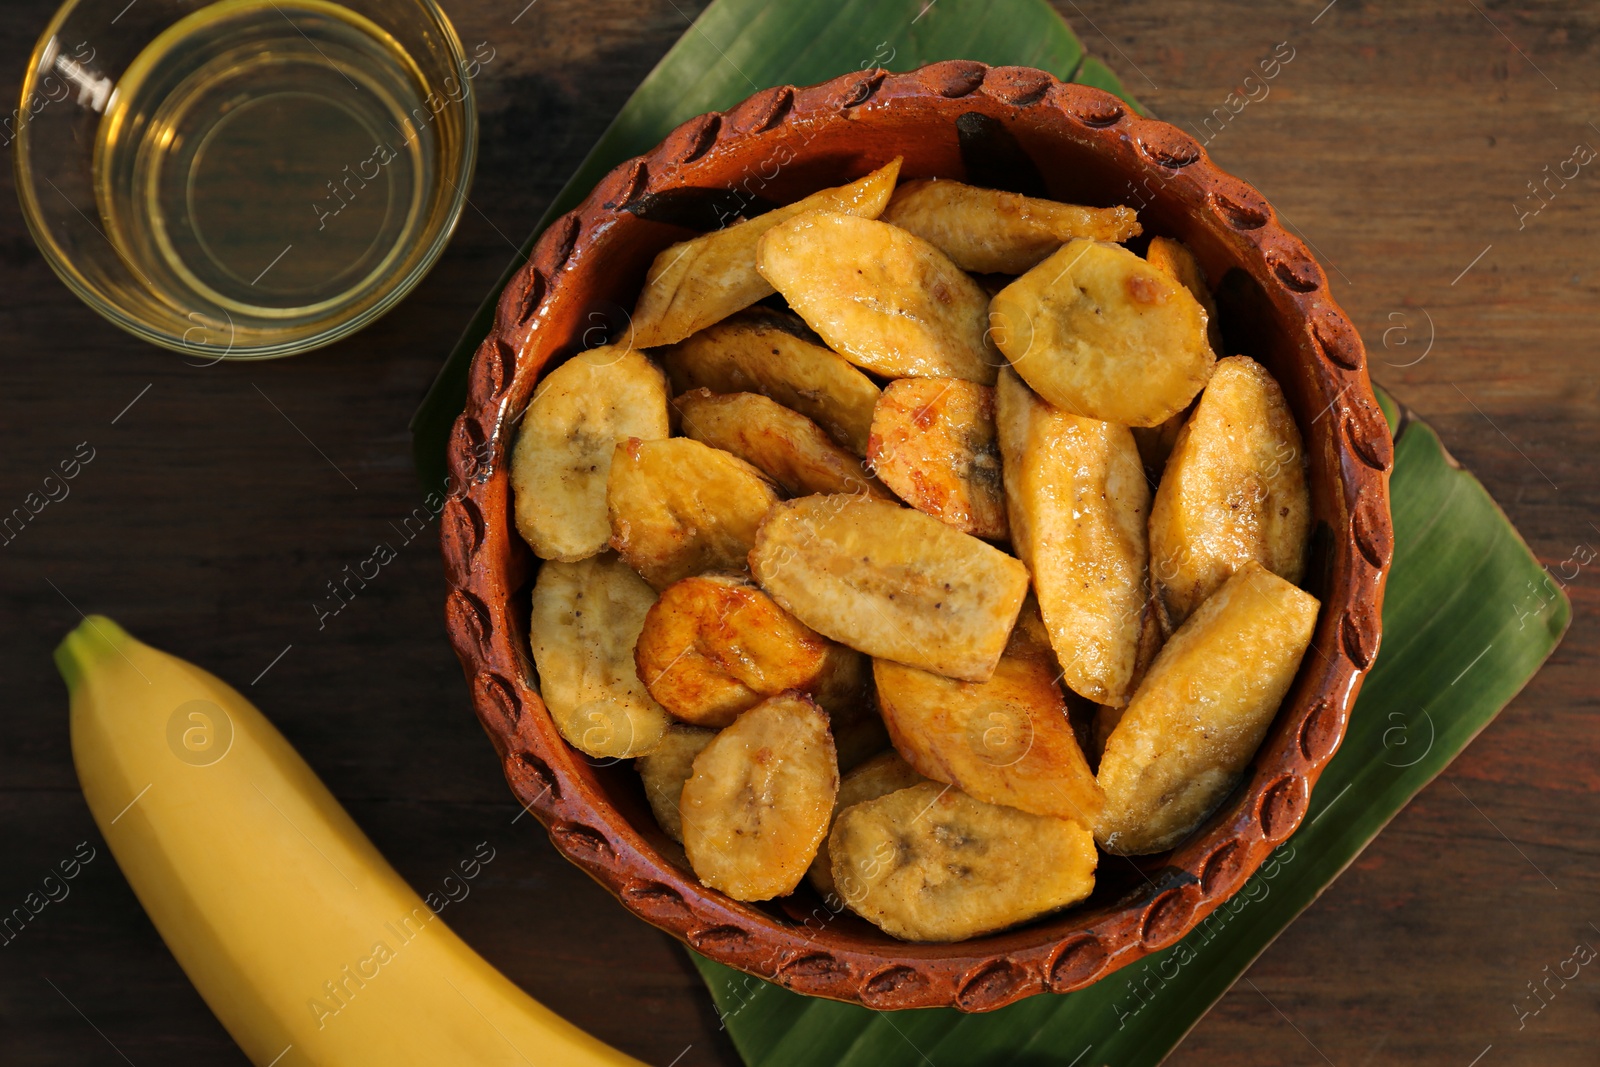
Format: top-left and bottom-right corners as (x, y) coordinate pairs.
(756, 210), (1000, 383)
(749, 494), (1029, 682)
(629, 159), (902, 347)
(1096, 562), (1319, 855)
(882, 178), (1142, 274)
(867, 378), (1007, 539)
(529, 553), (672, 758)
(636, 724), (718, 843)
(634, 572), (866, 728)
(1145, 235), (1222, 354)
(606, 437), (780, 590)
(872, 604), (1104, 825)
(806, 750), (926, 904)
(681, 692), (838, 901)
(510, 347), (670, 561)
(657, 308), (882, 457)
(1149, 355), (1312, 625)
(996, 368), (1150, 706)
(674, 389), (886, 499)
(830, 782), (1097, 941)
(990, 238), (1214, 426)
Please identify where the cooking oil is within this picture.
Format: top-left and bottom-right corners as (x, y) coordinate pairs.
(93, 0), (462, 331)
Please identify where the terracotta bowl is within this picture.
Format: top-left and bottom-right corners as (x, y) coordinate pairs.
(440, 62), (1393, 1013)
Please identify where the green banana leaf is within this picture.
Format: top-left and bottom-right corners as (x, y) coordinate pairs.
(409, 1), (1569, 1062)
(689, 390), (1570, 1065)
(410, 0), (1106, 488)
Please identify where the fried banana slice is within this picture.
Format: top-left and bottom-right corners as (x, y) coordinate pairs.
(1149, 356), (1311, 625)
(636, 724), (718, 843)
(1097, 562), (1319, 855)
(997, 368), (1150, 706)
(634, 572), (867, 728)
(607, 437), (780, 589)
(830, 782), (1097, 941)
(1145, 235), (1222, 354)
(658, 309), (881, 456)
(881, 178), (1142, 274)
(757, 211), (1000, 384)
(807, 750), (926, 903)
(630, 159), (902, 348)
(674, 389), (886, 499)
(681, 693), (838, 901)
(990, 239), (1214, 426)
(529, 553), (672, 758)
(873, 605), (1104, 825)
(749, 495), (1030, 682)
(867, 379), (1006, 539)
(510, 347), (671, 561)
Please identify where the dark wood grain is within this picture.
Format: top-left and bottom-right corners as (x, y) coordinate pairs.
(0, 1), (1594, 1065)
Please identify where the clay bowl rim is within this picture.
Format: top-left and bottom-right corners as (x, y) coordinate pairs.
(440, 61), (1394, 1014)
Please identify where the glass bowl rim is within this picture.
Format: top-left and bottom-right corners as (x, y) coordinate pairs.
(12, 0), (480, 360)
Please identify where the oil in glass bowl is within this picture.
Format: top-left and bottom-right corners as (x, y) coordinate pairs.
(91, 0), (468, 353)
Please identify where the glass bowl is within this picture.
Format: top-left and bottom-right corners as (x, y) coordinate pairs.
(14, 0), (478, 359)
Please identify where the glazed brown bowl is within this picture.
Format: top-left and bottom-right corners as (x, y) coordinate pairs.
(440, 62), (1393, 1013)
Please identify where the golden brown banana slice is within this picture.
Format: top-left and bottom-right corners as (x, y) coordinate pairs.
(659, 309), (882, 456)
(607, 437), (780, 590)
(673, 389), (886, 499)
(510, 347), (670, 561)
(756, 211), (1000, 384)
(881, 178), (1142, 274)
(636, 724), (718, 843)
(990, 238), (1214, 426)
(867, 379), (1007, 539)
(996, 369), (1150, 706)
(629, 159), (902, 347)
(633, 572), (866, 728)
(807, 750), (926, 903)
(1145, 235), (1222, 354)
(528, 553), (672, 758)
(681, 693), (838, 901)
(872, 605), (1104, 825)
(1149, 356), (1311, 625)
(1097, 562), (1319, 855)
(749, 495), (1030, 682)
(830, 782), (1097, 941)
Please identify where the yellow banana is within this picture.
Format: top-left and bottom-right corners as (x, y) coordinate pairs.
(57, 616), (645, 1067)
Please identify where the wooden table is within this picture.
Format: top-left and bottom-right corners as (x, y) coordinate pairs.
(2, 1), (1594, 1063)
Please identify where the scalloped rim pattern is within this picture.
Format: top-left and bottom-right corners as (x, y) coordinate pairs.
(439, 61), (1393, 1013)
